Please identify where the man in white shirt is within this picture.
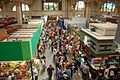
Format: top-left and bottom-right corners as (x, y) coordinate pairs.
(32, 67), (38, 80)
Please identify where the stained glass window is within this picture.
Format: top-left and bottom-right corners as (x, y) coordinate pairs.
(44, 2), (59, 11)
(101, 3), (116, 12)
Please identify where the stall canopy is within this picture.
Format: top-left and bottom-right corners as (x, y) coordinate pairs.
(0, 22), (43, 61)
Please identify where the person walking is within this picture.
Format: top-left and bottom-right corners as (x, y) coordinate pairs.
(82, 62), (89, 80)
(64, 67), (72, 79)
(47, 65), (54, 80)
(56, 68), (63, 80)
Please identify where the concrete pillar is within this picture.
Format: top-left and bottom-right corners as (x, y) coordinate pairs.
(67, 0), (72, 18)
(65, 0), (69, 18)
(29, 6), (32, 20)
(71, 0), (76, 17)
(16, 3), (22, 24)
(115, 3), (120, 15)
(63, 0), (74, 18)
(62, 0), (66, 11)
(39, 0), (42, 10)
(115, 7), (118, 15)
(84, 3), (86, 17)
(85, 2), (91, 28)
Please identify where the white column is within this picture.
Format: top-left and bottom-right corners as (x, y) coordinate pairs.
(16, 3), (23, 24)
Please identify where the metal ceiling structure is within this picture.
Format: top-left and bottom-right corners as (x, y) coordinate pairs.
(0, 0), (120, 6)
(0, 0), (34, 5)
(0, 0), (119, 3)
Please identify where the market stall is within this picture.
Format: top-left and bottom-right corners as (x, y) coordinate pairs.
(0, 61), (31, 80)
(0, 59), (40, 80)
(0, 20), (44, 80)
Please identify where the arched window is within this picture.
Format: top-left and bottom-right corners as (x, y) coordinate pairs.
(22, 4), (29, 11)
(13, 6), (16, 11)
(75, 1), (85, 11)
(0, 8), (1, 11)
(101, 3), (116, 12)
(12, 4), (29, 11)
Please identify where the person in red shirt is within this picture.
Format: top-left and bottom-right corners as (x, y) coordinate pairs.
(73, 46), (77, 52)
(53, 32), (57, 36)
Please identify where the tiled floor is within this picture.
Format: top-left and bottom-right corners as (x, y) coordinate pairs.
(38, 47), (83, 80)
(38, 48), (56, 80)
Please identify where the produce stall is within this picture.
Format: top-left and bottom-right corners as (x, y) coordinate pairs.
(0, 20), (44, 80)
(0, 59), (40, 80)
(0, 61), (31, 80)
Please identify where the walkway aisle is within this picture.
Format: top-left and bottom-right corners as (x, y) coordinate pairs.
(37, 24), (83, 80)
(38, 48), (56, 80)
(67, 54), (83, 80)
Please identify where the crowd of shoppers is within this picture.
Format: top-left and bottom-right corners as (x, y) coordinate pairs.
(39, 22), (120, 80)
